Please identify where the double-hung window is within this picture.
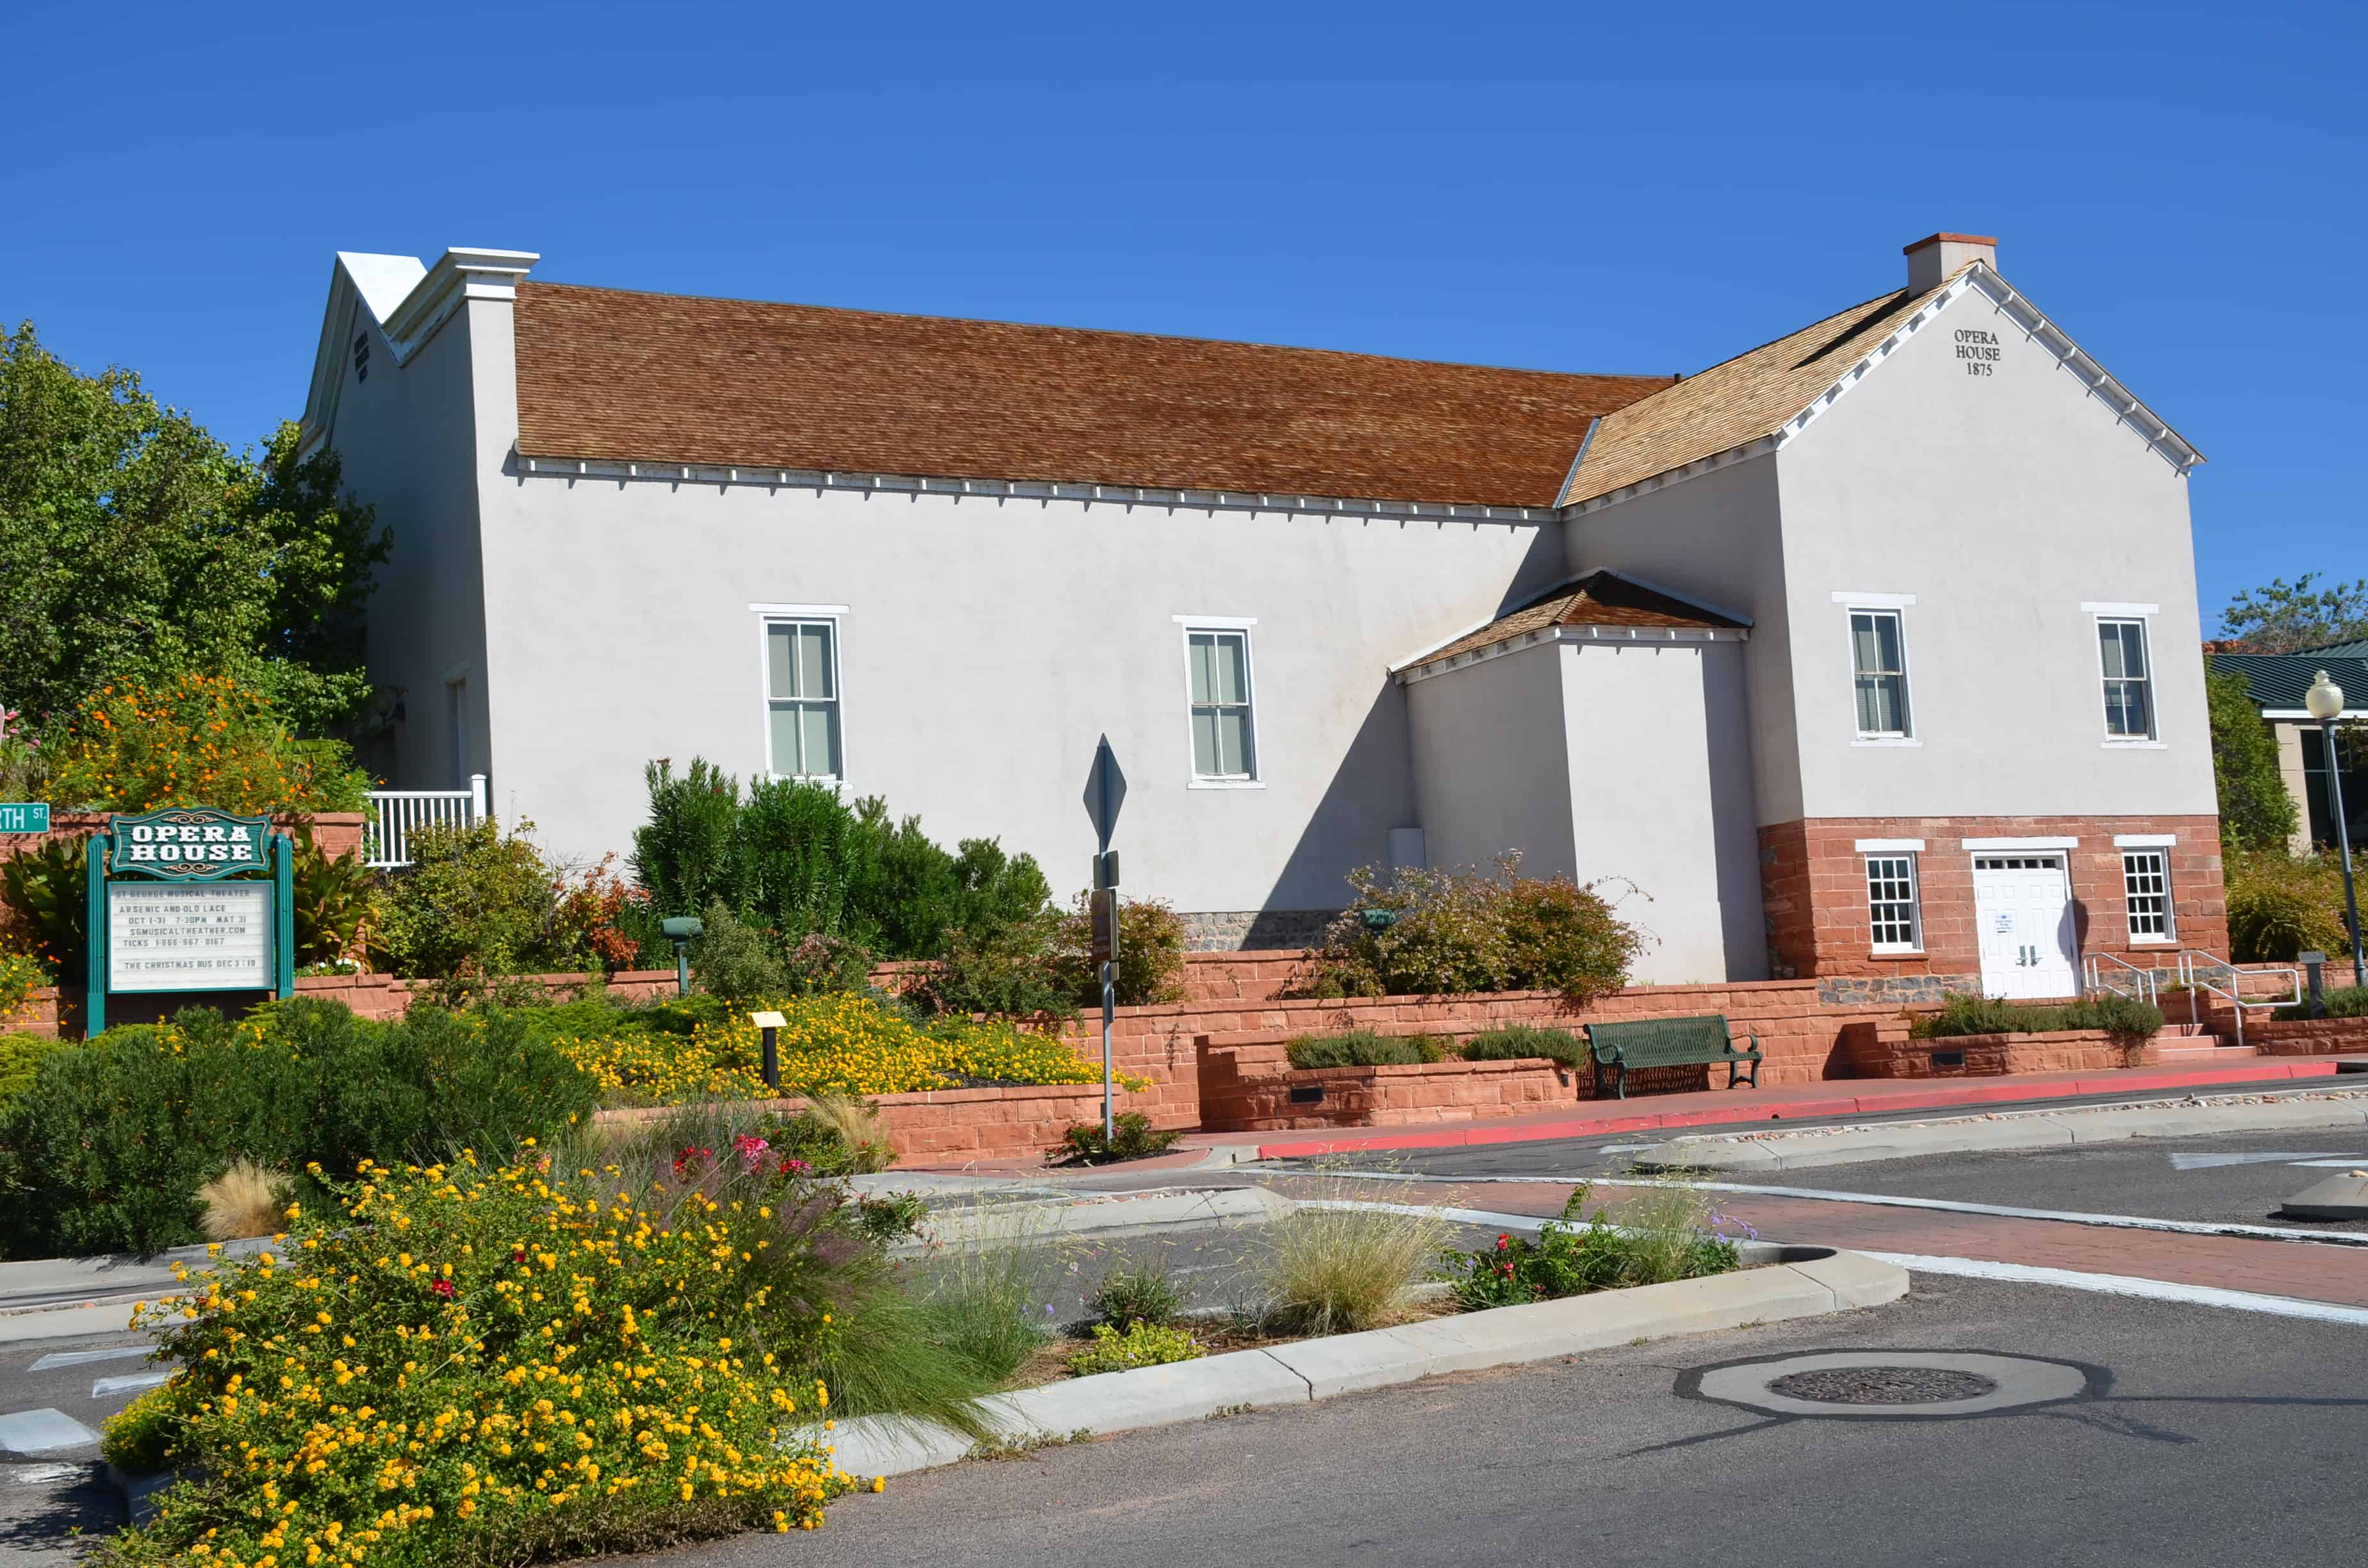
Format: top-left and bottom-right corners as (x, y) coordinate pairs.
(1850, 609), (1912, 738)
(764, 618), (843, 780)
(1183, 626), (1258, 781)
(2098, 618), (2155, 739)
(2122, 849), (2174, 943)
(1864, 853), (1922, 952)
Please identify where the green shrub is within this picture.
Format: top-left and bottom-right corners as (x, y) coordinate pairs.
(1457, 1024), (1586, 1066)
(0, 1030), (67, 1107)
(1067, 1320), (1203, 1376)
(1292, 852), (1645, 1004)
(43, 671), (370, 815)
(371, 817), (598, 984)
(2274, 984), (2368, 1021)
(901, 908), (1076, 1020)
(2209, 667), (2303, 851)
(1284, 1029), (1445, 1070)
(689, 898), (793, 1001)
(1909, 992), (2165, 1042)
(2226, 847), (2353, 963)
(0, 999), (596, 1258)
(99, 1381), (178, 1473)
(1440, 1181), (1741, 1309)
(1089, 1257), (1182, 1329)
(1048, 1110), (1182, 1166)
(632, 758), (1055, 965)
(1051, 892), (1189, 1007)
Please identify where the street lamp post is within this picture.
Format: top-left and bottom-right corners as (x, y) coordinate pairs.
(2305, 670), (2366, 989)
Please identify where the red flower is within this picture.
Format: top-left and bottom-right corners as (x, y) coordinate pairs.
(431, 1278), (455, 1298)
(1495, 1234), (1510, 1250)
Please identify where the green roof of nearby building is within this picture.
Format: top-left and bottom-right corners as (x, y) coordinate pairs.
(2209, 651), (2368, 714)
(2299, 638), (2368, 658)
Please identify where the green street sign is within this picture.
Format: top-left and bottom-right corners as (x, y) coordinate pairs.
(0, 803), (48, 833)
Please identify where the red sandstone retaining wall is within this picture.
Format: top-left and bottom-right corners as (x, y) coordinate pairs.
(1841, 1018), (2137, 1077)
(593, 1082), (1112, 1164)
(2249, 1017), (2368, 1056)
(1196, 1042), (1573, 1132)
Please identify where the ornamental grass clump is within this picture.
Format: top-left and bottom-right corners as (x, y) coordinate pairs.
(1456, 1024), (1586, 1068)
(1256, 1186), (1452, 1336)
(105, 1150), (864, 1568)
(1283, 1029), (1444, 1070)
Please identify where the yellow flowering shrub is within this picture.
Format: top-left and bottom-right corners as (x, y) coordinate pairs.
(44, 672), (372, 814)
(104, 1152), (862, 1568)
(550, 991), (1147, 1106)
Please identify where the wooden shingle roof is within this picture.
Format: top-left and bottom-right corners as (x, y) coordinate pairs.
(1558, 282), (1946, 506)
(1406, 571), (1749, 671)
(512, 282), (1678, 509)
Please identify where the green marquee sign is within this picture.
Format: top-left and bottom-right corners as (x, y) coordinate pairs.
(85, 807), (294, 1033)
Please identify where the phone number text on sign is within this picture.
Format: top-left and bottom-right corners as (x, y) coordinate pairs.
(108, 881), (274, 992)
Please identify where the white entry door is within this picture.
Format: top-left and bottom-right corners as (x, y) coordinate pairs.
(1972, 854), (2080, 999)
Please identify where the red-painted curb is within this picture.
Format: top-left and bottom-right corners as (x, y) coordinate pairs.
(1245, 1060), (2343, 1160)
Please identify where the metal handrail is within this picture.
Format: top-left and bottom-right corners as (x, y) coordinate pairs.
(2174, 951), (2302, 1052)
(2083, 952), (2158, 1006)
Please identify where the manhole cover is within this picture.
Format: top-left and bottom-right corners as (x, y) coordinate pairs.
(1682, 1350), (2097, 1419)
(1766, 1366), (2000, 1405)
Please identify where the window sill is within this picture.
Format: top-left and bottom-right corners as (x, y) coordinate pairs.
(1852, 737), (1922, 747)
(1188, 778), (1265, 791)
(2101, 739), (2166, 749)
(1870, 947), (1926, 958)
(2128, 937), (2177, 947)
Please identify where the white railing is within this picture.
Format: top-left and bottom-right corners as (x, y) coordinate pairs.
(2175, 951), (2301, 1053)
(365, 775), (487, 869)
(2083, 952), (2158, 1006)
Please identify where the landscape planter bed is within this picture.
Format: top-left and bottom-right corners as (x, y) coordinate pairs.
(2248, 1016), (2368, 1056)
(1843, 1020), (2140, 1077)
(593, 1080), (1118, 1163)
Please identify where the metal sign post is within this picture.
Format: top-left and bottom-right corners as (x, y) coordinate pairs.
(84, 807), (293, 1035)
(1082, 736), (1127, 1141)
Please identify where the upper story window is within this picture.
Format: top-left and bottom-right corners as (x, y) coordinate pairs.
(1182, 625), (1258, 783)
(1850, 609), (1912, 737)
(2097, 618), (2155, 739)
(764, 617), (843, 780)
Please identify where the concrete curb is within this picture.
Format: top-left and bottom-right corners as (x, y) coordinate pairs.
(811, 1246), (1907, 1478)
(1631, 1095), (2368, 1172)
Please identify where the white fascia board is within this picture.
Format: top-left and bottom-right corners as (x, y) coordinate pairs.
(2112, 833), (2178, 847)
(1962, 836), (2080, 851)
(380, 247), (539, 365)
(1855, 838), (1926, 853)
(298, 247), (536, 457)
(2262, 708), (2368, 721)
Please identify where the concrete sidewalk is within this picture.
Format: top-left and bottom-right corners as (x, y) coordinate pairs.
(896, 1059), (2355, 1173)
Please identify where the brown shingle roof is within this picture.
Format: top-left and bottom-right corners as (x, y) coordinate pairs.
(1558, 281), (1947, 506)
(1407, 571), (1748, 669)
(512, 282), (1676, 509)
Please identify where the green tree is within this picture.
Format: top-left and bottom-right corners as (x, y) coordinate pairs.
(2219, 573), (2368, 653)
(0, 323), (386, 733)
(2207, 667), (2301, 850)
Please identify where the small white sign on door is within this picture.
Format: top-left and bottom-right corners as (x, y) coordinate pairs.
(108, 882), (274, 992)
(1993, 910), (2017, 935)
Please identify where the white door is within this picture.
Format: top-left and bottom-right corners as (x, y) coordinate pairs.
(1973, 855), (2080, 999)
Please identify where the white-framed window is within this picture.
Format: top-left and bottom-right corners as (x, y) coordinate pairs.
(1181, 625), (1258, 782)
(2122, 849), (2174, 943)
(2097, 617), (2155, 739)
(1849, 608), (1912, 738)
(762, 617), (843, 780)
(1865, 853), (1923, 952)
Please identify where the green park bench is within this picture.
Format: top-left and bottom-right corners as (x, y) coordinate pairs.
(1584, 1015), (1763, 1100)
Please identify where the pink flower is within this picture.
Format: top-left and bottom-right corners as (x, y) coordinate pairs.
(734, 1134), (770, 1170)
(778, 1157), (810, 1177)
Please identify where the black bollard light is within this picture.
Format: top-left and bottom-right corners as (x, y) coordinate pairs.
(750, 1010), (785, 1093)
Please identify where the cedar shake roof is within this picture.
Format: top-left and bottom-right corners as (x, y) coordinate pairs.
(512, 282), (1678, 509)
(1558, 281), (1948, 506)
(1408, 571), (1748, 669)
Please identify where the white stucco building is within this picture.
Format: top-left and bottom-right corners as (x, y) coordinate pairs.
(301, 233), (2229, 997)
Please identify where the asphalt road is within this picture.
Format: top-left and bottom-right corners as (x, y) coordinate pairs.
(654, 1275), (2368, 1568)
(0, 1330), (162, 1562)
(1750, 1126), (2368, 1232)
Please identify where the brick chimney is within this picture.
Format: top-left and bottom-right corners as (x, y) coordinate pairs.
(1905, 232), (1997, 293)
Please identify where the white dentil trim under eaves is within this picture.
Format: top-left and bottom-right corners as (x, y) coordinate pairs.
(1392, 621), (1747, 685)
(511, 453), (1564, 527)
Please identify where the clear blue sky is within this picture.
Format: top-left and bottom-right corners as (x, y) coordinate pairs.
(8, 1), (2360, 630)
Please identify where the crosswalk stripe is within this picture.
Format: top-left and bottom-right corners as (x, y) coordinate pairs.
(0, 1407), (102, 1455)
(28, 1345), (152, 1373)
(92, 1371), (172, 1400)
